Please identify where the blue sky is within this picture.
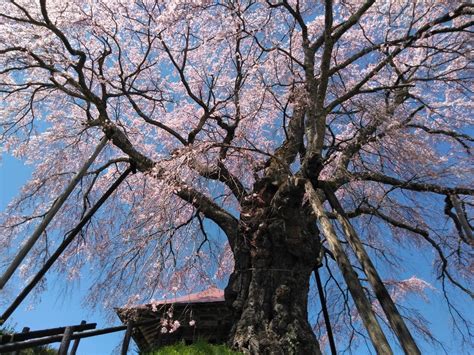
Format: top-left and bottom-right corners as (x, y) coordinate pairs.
(1, 153), (472, 355)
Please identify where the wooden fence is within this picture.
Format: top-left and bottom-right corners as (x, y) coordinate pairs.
(0, 318), (159, 355)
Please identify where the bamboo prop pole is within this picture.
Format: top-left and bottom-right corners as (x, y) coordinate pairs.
(324, 187), (421, 354)
(0, 137), (108, 290)
(314, 267), (337, 355)
(304, 181), (393, 355)
(450, 194), (473, 245)
(0, 167), (132, 324)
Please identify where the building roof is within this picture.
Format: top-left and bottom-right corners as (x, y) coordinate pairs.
(155, 286), (225, 304)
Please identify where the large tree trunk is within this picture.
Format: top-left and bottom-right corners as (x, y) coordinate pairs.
(225, 178), (322, 355)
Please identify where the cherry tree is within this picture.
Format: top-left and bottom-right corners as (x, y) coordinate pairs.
(0, 0), (472, 353)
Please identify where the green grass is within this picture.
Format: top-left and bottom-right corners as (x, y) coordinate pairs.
(144, 340), (242, 355)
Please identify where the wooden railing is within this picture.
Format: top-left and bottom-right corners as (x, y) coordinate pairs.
(0, 318), (159, 355)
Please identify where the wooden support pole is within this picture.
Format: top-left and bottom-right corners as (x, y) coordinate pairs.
(58, 327), (72, 355)
(121, 321), (133, 355)
(13, 327), (29, 355)
(324, 187), (421, 355)
(0, 137), (108, 290)
(304, 181), (393, 355)
(314, 268), (337, 355)
(69, 320), (86, 355)
(450, 194), (473, 245)
(0, 167), (132, 324)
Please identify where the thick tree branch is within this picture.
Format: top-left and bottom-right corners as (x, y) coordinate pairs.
(175, 185), (239, 248)
(349, 172), (474, 196)
(99, 121), (240, 244)
(407, 124), (472, 152)
(193, 161), (248, 202)
(265, 104), (305, 181)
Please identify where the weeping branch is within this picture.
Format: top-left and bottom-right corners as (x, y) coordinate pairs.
(0, 166), (132, 324)
(0, 136), (108, 290)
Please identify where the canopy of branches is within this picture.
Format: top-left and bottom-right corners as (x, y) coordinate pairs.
(0, 0), (472, 352)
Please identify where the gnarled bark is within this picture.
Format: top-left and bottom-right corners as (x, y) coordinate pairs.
(225, 178), (322, 355)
